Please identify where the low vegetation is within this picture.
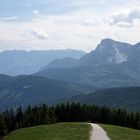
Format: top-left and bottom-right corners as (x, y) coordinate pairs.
(101, 124), (140, 140)
(4, 123), (90, 140)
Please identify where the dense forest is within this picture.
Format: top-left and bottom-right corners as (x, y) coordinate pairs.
(0, 103), (140, 137)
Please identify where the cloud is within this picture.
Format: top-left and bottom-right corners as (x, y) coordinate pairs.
(28, 28), (49, 39)
(108, 6), (140, 27)
(115, 22), (132, 28)
(33, 10), (40, 16)
(32, 10), (46, 19)
(0, 16), (19, 21)
(80, 17), (96, 26)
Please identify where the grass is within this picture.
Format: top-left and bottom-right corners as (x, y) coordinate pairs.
(4, 122), (90, 140)
(4, 123), (140, 140)
(101, 124), (140, 140)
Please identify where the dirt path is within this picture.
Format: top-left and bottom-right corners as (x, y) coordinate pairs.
(89, 123), (110, 140)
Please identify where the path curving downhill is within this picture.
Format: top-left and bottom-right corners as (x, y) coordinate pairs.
(89, 123), (110, 140)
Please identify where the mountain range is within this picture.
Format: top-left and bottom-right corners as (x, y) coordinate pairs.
(0, 38), (140, 111)
(0, 49), (85, 76)
(40, 39), (139, 68)
(36, 39), (140, 89)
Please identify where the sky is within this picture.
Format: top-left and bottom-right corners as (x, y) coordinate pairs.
(0, 0), (140, 52)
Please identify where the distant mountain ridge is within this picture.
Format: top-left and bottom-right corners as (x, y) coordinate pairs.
(41, 57), (79, 70)
(43, 39), (139, 69)
(0, 49), (85, 76)
(36, 39), (140, 89)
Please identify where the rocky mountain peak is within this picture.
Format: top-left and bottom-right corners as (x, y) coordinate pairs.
(95, 39), (133, 64)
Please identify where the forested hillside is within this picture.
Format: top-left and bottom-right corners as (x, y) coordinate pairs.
(0, 75), (83, 110)
(65, 87), (140, 112)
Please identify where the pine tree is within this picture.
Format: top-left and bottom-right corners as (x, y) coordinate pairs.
(15, 106), (24, 129)
(0, 114), (8, 136)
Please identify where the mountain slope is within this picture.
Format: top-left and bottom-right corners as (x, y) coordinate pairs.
(0, 49), (85, 76)
(66, 87), (140, 112)
(0, 75), (83, 110)
(36, 63), (140, 89)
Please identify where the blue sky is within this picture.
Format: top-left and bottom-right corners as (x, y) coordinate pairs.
(0, 0), (140, 52)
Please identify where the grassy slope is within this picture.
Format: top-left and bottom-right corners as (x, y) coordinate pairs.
(101, 124), (140, 140)
(4, 123), (90, 140)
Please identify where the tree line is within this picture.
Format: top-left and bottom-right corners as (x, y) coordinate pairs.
(0, 103), (140, 137)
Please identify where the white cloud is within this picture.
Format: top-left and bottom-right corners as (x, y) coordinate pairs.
(115, 22), (132, 28)
(108, 6), (140, 27)
(28, 28), (49, 39)
(80, 17), (96, 26)
(0, 16), (19, 21)
(32, 10), (46, 19)
(33, 10), (40, 16)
